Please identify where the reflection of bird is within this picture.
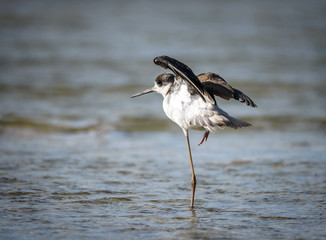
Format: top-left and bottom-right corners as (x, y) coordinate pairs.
(131, 56), (257, 208)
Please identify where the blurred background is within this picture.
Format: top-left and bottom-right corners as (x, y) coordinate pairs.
(0, 0), (325, 239)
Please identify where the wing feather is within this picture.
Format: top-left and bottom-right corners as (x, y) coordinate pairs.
(154, 56), (216, 105)
(198, 72), (257, 107)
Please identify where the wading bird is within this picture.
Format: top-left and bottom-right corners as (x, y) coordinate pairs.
(131, 56), (257, 208)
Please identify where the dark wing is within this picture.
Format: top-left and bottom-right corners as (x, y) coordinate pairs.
(153, 56), (216, 105)
(198, 72), (257, 107)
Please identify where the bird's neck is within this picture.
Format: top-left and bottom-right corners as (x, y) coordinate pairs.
(159, 85), (173, 98)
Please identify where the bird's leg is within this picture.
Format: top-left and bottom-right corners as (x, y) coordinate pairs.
(185, 132), (196, 208)
(198, 130), (210, 146)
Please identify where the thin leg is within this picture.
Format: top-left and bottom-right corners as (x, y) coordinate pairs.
(185, 132), (196, 208)
(198, 131), (210, 146)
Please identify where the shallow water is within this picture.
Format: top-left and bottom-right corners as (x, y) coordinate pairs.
(0, 0), (326, 239)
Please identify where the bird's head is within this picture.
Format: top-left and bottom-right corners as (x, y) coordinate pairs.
(131, 73), (174, 98)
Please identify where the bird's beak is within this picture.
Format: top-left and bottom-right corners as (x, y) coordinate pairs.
(131, 87), (154, 98)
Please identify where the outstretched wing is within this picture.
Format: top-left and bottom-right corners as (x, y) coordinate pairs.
(153, 56), (216, 105)
(198, 72), (257, 107)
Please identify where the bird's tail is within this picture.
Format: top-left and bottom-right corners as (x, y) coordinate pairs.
(224, 115), (251, 129)
(193, 106), (252, 132)
(208, 107), (252, 130)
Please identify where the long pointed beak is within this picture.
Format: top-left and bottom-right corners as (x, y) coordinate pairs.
(131, 87), (154, 98)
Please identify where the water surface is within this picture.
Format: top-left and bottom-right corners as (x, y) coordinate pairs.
(0, 0), (325, 239)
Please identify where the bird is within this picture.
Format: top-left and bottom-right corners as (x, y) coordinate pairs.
(131, 55), (257, 208)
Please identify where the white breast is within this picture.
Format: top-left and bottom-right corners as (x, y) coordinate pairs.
(162, 82), (212, 131)
(163, 84), (187, 128)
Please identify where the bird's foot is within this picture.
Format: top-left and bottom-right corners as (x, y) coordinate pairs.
(198, 131), (210, 146)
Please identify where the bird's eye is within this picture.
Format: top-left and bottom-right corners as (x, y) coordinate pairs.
(157, 80), (162, 86)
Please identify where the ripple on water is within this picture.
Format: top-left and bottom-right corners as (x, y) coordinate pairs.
(0, 0), (326, 239)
